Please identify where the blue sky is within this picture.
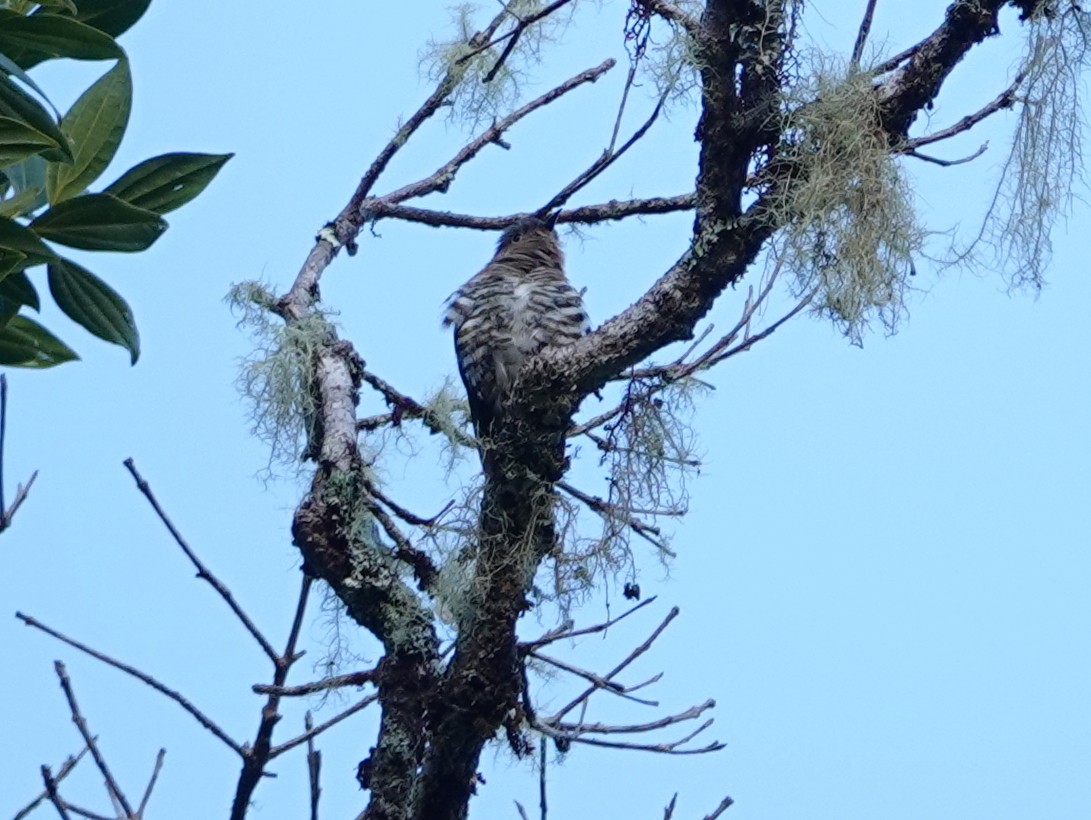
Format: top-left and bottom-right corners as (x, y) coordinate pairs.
(2, 2), (1089, 819)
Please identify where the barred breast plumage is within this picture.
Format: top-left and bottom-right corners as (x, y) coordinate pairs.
(443, 216), (590, 436)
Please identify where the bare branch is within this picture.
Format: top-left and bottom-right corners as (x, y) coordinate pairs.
(663, 793), (677, 819)
(905, 143), (988, 166)
(540, 90), (669, 214)
(136, 749), (166, 818)
(456, 0), (579, 67)
(899, 72), (1024, 151)
(253, 668), (377, 697)
(852, 0), (880, 67)
(39, 767), (72, 820)
(52, 661), (134, 817)
(17, 614), (243, 755)
(349, 3), (517, 208)
(703, 796), (736, 819)
(13, 746), (91, 820)
(548, 606), (680, 723)
(305, 713), (321, 820)
(123, 458), (280, 665)
(0, 374), (37, 533)
(558, 480), (675, 555)
(230, 575), (313, 819)
(553, 699), (715, 735)
(529, 651), (660, 707)
(520, 597), (657, 650)
(368, 59), (616, 212)
(365, 192), (696, 230)
(268, 695), (378, 759)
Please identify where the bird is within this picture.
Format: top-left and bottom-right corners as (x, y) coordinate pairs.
(443, 215), (590, 438)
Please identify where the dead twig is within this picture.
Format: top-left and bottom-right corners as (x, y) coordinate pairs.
(136, 749), (166, 818)
(52, 661), (133, 817)
(17, 613), (243, 755)
(123, 458), (280, 665)
(13, 746), (91, 820)
(305, 713), (321, 820)
(253, 668), (377, 697)
(268, 695), (378, 759)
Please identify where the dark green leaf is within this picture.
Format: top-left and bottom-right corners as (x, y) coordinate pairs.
(31, 192), (166, 251)
(0, 314), (77, 367)
(0, 296), (19, 326)
(0, 269), (40, 310)
(35, 1), (81, 13)
(0, 185), (44, 218)
(47, 60), (131, 203)
(0, 76), (70, 162)
(37, 0), (153, 39)
(0, 51), (60, 118)
(0, 114), (63, 165)
(0, 214), (56, 267)
(2, 155), (48, 214)
(48, 256), (138, 362)
(0, 14), (124, 68)
(105, 152), (232, 214)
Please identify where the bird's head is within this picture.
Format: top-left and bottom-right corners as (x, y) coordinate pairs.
(496, 213), (560, 253)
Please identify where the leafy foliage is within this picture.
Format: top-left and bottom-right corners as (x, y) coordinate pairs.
(0, 0), (230, 367)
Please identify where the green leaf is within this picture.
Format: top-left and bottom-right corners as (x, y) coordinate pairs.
(0, 14), (124, 68)
(2, 154), (48, 214)
(0, 75), (70, 162)
(46, 60), (131, 203)
(65, 0), (151, 39)
(0, 314), (77, 367)
(48, 256), (137, 362)
(0, 214), (56, 267)
(105, 152), (232, 214)
(0, 296), (20, 326)
(35, 1), (80, 13)
(0, 269), (39, 310)
(31, 192), (165, 251)
(0, 51), (61, 118)
(0, 185), (44, 218)
(0, 114), (63, 165)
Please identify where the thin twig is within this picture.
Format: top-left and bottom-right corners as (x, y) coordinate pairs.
(704, 796), (735, 819)
(663, 793), (678, 819)
(456, 0), (578, 66)
(520, 597), (657, 650)
(530, 651), (659, 706)
(40, 766), (73, 820)
(905, 144), (988, 166)
(52, 661), (134, 817)
(268, 695), (378, 759)
(305, 713), (321, 820)
(549, 607), (680, 722)
(558, 480), (675, 555)
(17, 616), (243, 755)
(899, 73), (1024, 151)
(555, 699), (715, 735)
(540, 90), (669, 214)
(539, 734), (548, 820)
(368, 58), (616, 214)
(349, 3), (516, 208)
(14, 746), (91, 820)
(231, 575), (313, 820)
(136, 749), (166, 817)
(123, 458), (280, 665)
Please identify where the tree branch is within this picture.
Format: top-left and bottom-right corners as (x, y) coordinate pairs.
(123, 458), (280, 665)
(17, 613), (243, 755)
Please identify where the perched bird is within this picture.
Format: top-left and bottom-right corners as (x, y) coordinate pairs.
(444, 216), (590, 437)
